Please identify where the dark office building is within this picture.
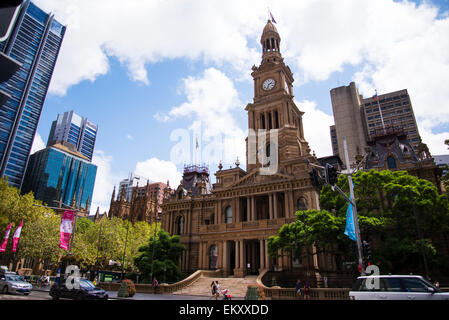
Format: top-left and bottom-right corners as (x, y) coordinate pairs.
(22, 142), (97, 211)
(0, 1), (65, 188)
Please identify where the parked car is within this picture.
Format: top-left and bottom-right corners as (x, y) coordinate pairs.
(350, 275), (449, 300)
(50, 278), (108, 300)
(0, 272), (33, 295)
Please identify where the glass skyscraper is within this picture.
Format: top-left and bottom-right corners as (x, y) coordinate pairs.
(47, 110), (98, 162)
(0, 0), (65, 188)
(22, 142), (97, 211)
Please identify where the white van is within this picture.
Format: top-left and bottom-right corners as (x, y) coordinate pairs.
(349, 275), (449, 300)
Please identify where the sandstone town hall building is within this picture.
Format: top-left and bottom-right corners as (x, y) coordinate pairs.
(161, 20), (334, 280)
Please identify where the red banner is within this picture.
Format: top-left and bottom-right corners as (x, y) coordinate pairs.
(0, 223), (12, 252)
(12, 220), (23, 252)
(59, 210), (75, 250)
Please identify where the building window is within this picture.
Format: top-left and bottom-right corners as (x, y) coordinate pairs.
(297, 198), (307, 211)
(176, 216), (184, 235)
(387, 156), (397, 169)
(260, 114), (266, 129)
(225, 206), (232, 223)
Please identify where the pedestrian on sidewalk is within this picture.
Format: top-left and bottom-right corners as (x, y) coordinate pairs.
(303, 280), (311, 300)
(214, 281), (221, 300)
(295, 279), (302, 300)
(153, 278), (159, 293)
(210, 281), (216, 299)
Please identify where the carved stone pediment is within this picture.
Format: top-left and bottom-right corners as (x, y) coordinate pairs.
(227, 168), (293, 189)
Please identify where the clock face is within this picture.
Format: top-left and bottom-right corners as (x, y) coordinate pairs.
(262, 78), (275, 91)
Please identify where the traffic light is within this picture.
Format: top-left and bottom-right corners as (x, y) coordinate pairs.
(309, 167), (321, 188)
(362, 240), (372, 262)
(325, 163), (338, 185)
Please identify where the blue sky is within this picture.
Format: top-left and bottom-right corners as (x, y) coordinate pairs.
(31, 0), (449, 213)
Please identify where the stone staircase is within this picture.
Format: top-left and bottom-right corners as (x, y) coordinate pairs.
(172, 275), (259, 298)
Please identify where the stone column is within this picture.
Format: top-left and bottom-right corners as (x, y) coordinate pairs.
(183, 214), (186, 235)
(289, 190), (294, 217)
(251, 243), (256, 272)
(251, 196), (256, 221)
(240, 240), (244, 270)
(247, 197), (250, 221)
(217, 201), (222, 224)
(259, 239), (265, 270)
(198, 242), (203, 269)
(265, 239), (270, 270)
(268, 194), (273, 220)
(236, 197), (240, 223)
(204, 243), (209, 270)
(218, 242), (223, 269)
(235, 240), (239, 269)
(223, 240), (228, 273)
(273, 192), (278, 219)
(284, 191), (289, 218)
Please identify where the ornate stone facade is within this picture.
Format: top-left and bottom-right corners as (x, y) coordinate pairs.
(363, 126), (439, 188)
(161, 21), (335, 279)
(109, 180), (166, 224)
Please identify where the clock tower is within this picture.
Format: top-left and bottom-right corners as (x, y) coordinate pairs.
(245, 20), (312, 174)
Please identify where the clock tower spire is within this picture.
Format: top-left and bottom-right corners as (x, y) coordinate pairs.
(245, 20), (312, 174)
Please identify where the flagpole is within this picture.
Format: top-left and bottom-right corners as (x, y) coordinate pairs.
(343, 137), (365, 275)
(375, 89), (387, 135)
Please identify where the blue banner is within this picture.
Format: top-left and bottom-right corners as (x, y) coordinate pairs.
(344, 195), (357, 241)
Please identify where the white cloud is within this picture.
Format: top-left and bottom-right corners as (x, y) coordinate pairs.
(91, 150), (119, 215)
(167, 68), (246, 165)
(298, 100), (334, 158)
(125, 134), (133, 140)
(30, 133), (45, 154)
(135, 157), (183, 187)
(34, 0), (449, 156)
(153, 112), (171, 123)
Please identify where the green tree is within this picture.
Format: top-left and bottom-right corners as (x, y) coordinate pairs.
(133, 230), (184, 283)
(0, 178), (61, 267)
(269, 170), (449, 276)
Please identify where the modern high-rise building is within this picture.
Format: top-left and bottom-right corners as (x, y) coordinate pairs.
(0, 0), (65, 188)
(47, 110), (98, 161)
(330, 82), (422, 165)
(22, 141), (97, 213)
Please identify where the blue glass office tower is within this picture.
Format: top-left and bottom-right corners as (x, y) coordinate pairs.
(0, 1), (65, 188)
(47, 111), (98, 161)
(22, 142), (97, 211)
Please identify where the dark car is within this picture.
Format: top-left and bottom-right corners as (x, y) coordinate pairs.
(50, 278), (108, 300)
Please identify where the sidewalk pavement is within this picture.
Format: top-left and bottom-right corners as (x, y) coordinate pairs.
(105, 291), (243, 300)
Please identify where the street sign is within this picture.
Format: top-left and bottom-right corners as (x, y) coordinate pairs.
(0, 3), (21, 42)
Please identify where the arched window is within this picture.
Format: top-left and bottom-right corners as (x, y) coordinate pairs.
(387, 156), (397, 169)
(176, 216), (183, 235)
(297, 198), (307, 211)
(225, 206), (232, 224)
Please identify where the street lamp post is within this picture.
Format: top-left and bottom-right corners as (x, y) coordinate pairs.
(150, 212), (162, 282)
(121, 222), (130, 280)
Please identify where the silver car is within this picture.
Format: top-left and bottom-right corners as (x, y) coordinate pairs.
(350, 275), (449, 300)
(0, 272), (33, 295)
